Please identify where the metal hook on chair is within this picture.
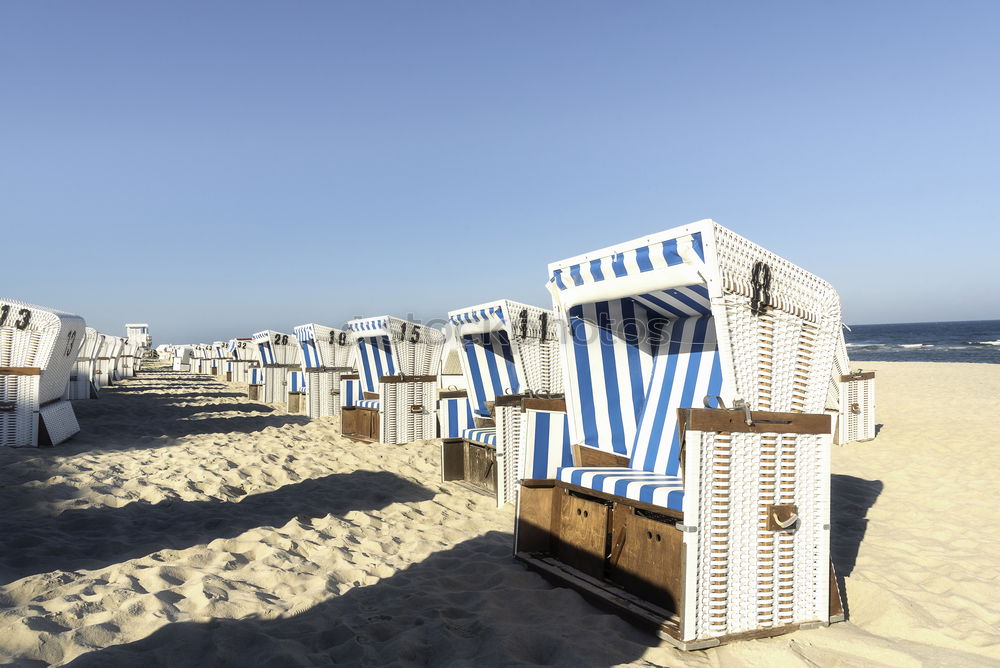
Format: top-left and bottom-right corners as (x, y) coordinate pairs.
(703, 395), (726, 409)
(732, 398), (753, 426)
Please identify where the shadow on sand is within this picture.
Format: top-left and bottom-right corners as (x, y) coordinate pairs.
(65, 531), (662, 668)
(0, 471), (433, 587)
(830, 473), (883, 616)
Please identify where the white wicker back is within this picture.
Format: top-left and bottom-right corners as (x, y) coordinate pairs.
(293, 323), (355, 369)
(0, 298), (86, 446)
(251, 330), (301, 367)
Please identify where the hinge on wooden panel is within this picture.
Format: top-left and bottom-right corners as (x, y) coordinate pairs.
(675, 524), (698, 533)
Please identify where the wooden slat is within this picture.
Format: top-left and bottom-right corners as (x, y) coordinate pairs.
(679, 408), (830, 434)
(438, 389), (468, 399)
(840, 371), (875, 382)
(574, 443), (630, 468)
(523, 398), (567, 412)
(0, 367), (41, 376)
(379, 375), (437, 383)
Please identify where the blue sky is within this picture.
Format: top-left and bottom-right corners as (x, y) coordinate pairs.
(2, 2), (998, 344)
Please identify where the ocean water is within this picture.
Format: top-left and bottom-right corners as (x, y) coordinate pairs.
(844, 320), (1000, 364)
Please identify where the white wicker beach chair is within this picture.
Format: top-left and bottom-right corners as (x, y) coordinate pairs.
(0, 298), (86, 447)
(251, 330), (302, 404)
(514, 220), (843, 648)
(226, 338), (254, 384)
(340, 316), (445, 444)
(93, 334), (116, 388)
(64, 327), (101, 400)
(171, 345), (193, 372)
(831, 330), (876, 443)
(439, 300), (565, 507)
(292, 324), (356, 418)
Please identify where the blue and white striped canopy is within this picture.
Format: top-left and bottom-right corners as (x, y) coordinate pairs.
(550, 224), (726, 480)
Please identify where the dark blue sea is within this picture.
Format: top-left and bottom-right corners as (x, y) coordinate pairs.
(844, 320), (1000, 364)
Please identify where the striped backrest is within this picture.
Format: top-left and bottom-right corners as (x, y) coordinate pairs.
(628, 314), (723, 475)
(460, 331), (519, 416)
(523, 409), (574, 479)
(355, 335), (396, 393)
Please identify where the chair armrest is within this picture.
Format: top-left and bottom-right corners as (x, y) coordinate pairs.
(573, 444), (630, 468)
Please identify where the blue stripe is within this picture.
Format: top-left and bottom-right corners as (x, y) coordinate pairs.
(569, 263), (584, 286)
(662, 238), (681, 266)
(561, 417), (573, 466)
(448, 400), (458, 437)
(589, 259), (604, 282)
(532, 411), (551, 479)
(621, 300), (645, 422)
(691, 232), (704, 260)
(569, 306), (597, 450)
(357, 339), (375, 391)
(639, 319), (684, 473)
(497, 331), (520, 394)
(553, 271), (566, 290)
(596, 302), (626, 455)
(635, 246), (653, 272)
(463, 335), (489, 415)
(667, 316), (710, 476)
(611, 252), (627, 278)
(482, 332), (504, 397)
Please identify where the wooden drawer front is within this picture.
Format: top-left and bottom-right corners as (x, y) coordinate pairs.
(465, 442), (497, 493)
(556, 492), (609, 579)
(608, 505), (683, 613)
(343, 407), (379, 440)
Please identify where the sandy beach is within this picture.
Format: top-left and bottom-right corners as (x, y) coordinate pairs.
(0, 361), (997, 667)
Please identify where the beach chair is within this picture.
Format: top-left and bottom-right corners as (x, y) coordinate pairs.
(207, 341), (229, 378)
(64, 327), (101, 400)
(440, 300), (565, 506)
(229, 337), (255, 384)
(292, 323), (356, 418)
(93, 334), (116, 388)
(119, 334), (142, 379)
(0, 298), (86, 447)
(514, 220), (843, 649)
(831, 331), (876, 443)
(251, 330), (302, 404)
(171, 345), (193, 372)
(341, 316), (444, 444)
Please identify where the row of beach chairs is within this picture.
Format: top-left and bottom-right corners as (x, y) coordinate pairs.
(0, 304), (151, 447)
(163, 219), (876, 650)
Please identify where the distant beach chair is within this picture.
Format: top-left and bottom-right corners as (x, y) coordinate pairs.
(292, 323), (356, 418)
(65, 327), (102, 400)
(207, 341), (230, 379)
(341, 316), (444, 444)
(0, 298), (86, 447)
(250, 330), (302, 404)
(831, 331), (876, 443)
(439, 300), (566, 507)
(124, 323), (151, 373)
(93, 334), (117, 388)
(171, 345), (193, 372)
(227, 337), (254, 384)
(187, 344), (208, 374)
(514, 220), (844, 649)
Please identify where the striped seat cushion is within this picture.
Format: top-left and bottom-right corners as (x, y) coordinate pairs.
(462, 427), (497, 446)
(355, 399), (381, 409)
(556, 466), (684, 511)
